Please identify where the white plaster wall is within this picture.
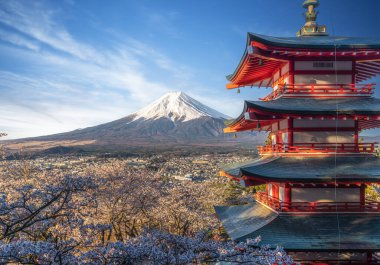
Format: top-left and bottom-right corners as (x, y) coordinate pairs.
(268, 184), (273, 197)
(293, 119), (355, 128)
(283, 75), (289, 84)
(279, 119), (288, 130)
(273, 71), (280, 82)
(282, 132), (288, 144)
(294, 61), (352, 71)
(279, 187), (285, 202)
(272, 123), (279, 132)
(271, 134), (277, 145)
(294, 74), (352, 84)
(293, 131), (354, 143)
(292, 188), (360, 202)
(282, 63), (289, 74)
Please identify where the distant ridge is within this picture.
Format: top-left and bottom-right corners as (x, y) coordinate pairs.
(5, 92), (264, 151)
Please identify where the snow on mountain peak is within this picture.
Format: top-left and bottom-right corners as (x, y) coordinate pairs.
(131, 91), (230, 122)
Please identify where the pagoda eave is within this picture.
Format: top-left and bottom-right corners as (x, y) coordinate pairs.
(247, 33), (380, 51)
(224, 98), (380, 133)
(215, 202), (380, 252)
(226, 51), (286, 88)
(221, 156), (380, 184)
(226, 33), (380, 89)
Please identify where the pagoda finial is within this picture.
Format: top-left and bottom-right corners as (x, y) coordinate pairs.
(303, 0), (319, 25)
(297, 0), (328, 37)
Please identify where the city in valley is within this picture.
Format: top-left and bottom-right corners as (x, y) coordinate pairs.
(1, 150), (254, 183)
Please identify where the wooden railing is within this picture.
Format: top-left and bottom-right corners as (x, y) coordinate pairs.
(258, 142), (378, 155)
(261, 83), (375, 101)
(256, 192), (380, 212)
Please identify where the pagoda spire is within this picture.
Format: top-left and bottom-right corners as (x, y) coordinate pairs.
(297, 0), (328, 37)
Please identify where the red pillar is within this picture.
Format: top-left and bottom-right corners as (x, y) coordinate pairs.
(288, 118), (294, 147)
(284, 184), (291, 203)
(367, 252), (373, 263)
(277, 120), (281, 145)
(354, 120), (359, 151)
(360, 184), (366, 205)
(284, 184), (291, 211)
(288, 61), (295, 85)
(273, 184), (279, 199)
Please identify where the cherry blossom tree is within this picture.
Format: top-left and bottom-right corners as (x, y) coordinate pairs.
(0, 132), (6, 160)
(0, 158), (294, 264)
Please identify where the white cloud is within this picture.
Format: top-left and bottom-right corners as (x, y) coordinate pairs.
(0, 1), (248, 140)
(0, 1), (103, 62)
(0, 1), (226, 139)
(0, 29), (40, 51)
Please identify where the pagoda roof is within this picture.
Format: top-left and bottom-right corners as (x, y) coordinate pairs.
(245, 97), (380, 115)
(223, 156), (380, 183)
(226, 33), (380, 88)
(226, 97), (380, 132)
(214, 203), (277, 241)
(215, 202), (380, 251)
(247, 33), (380, 50)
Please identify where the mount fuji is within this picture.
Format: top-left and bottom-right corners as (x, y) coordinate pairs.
(14, 92), (244, 150)
(130, 91), (229, 123)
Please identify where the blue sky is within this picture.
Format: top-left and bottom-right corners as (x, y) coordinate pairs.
(0, 0), (380, 139)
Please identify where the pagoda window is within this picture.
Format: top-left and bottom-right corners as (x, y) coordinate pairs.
(294, 74), (352, 84)
(293, 119), (355, 128)
(291, 187), (360, 203)
(293, 131), (354, 144)
(294, 61), (352, 71)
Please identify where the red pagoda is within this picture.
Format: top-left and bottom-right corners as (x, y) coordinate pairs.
(215, 1), (380, 264)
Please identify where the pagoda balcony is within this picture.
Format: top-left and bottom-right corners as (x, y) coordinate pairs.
(255, 192), (380, 213)
(258, 142), (378, 155)
(261, 83), (375, 101)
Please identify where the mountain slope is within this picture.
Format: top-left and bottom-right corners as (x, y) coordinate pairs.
(131, 91), (229, 122)
(23, 92), (236, 146)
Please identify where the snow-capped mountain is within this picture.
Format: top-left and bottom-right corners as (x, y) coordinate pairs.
(131, 91), (229, 122)
(23, 92), (236, 148)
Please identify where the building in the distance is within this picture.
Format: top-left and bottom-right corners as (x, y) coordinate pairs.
(215, 1), (380, 264)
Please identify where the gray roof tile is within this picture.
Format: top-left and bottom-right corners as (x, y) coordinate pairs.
(245, 98), (380, 115)
(216, 202), (380, 251)
(241, 212), (380, 251)
(225, 156), (380, 182)
(248, 33), (380, 50)
(214, 203), (278, 241)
